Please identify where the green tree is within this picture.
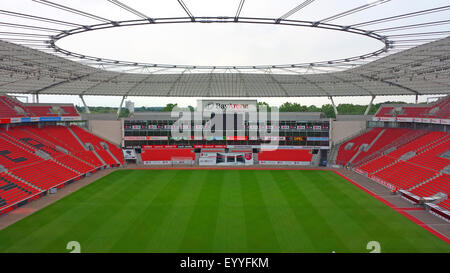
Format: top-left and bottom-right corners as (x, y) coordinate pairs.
(162, 103), (178, 112)
(279, 102), (306, 112)
(257, 101), (271, 112)
(321, 104), (336, 118)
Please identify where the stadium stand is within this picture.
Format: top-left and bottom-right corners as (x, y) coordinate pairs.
(410, 174), (449, 198)
(439, 199), (450, 211)
(0, 97), (27, 118)
(375, 96), (450, 119)
(337, 128), (413, 166)
(370, 161), (438, 190)
(70, 125), (124, 166)
(359, 155), (397, 174)
(408, 136), (450, 171)
(357, 131), (449, 173)
(11, 160), (79, 190)
(0, 135), (42, 169)
(349, 129), (449, 212)
(0, 172), (40, 211)
(141, 148), (195, 162)
(0, 123), (124, 214)
(25, 125), (104, 168)
(0, 95), (79, 118)
(343, 95), (450, 214)
(258, 149), (313, 164)
(336, 128), (382, 165)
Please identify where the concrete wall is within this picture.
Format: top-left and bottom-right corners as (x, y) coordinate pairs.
(330, 120), (367, 146)
(88, 120), (122, 146)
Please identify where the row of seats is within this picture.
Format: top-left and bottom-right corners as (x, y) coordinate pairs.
(387, 131), (446, 159)
(438, 199), (450, 211)
(410, 174), (449, 198)
(351, 128), (411, 164)
(337, 128), (414, 166)
(358, 131), (449, 174)
(11, 160), (79, 190)
(0, 173), (40, 210)
(359, 156), (396, 174)
(0, 95), (79, 118)
(3, 127), (64, 157)
(141, 148), (195, 162)
(70, 125), (124, 166)
(0, 135), (42, 169)
(0, 97), (26, 118)
(258, 149), (313, 162)
(408, 136), (450, 171)
(0, 125), (125, 213)
(375, 95), (450, 119)
(25, 125), (104, 167)
(54, 154), (96, 174)
(352, 129), (449, 211)
(337, 128), (383, 164)
(1, 127), (101, 174)
(371, 161), (438, 190)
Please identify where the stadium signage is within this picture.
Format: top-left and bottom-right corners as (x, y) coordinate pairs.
(199, 100), (258, 113)
(0, 116), (81, 124)
(143, 145), (177, 149)
(193, 145), (227, 148)
(372, 116), (450, 125)
(199, 152), (254, 166)
(259, 160), (310, 165)
(306, 137), (329, 141)
(124, 136), (169, 141)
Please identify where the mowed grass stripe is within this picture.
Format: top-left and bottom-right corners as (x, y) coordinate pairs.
(310, 171), (415, 252)
(109, 170), (192, 252)
(313, 171), (448, 252)
(144, 170), (207, 252)
(178, 170), (223, 252)
(302, 171), (384, 252)
(258, 170), (316, 252)
(271, 170), (350, 252)
(0, 170), (136, 252)
(79, 170), (178, 252)
(213, 170), (248, 252)
(240, 170), (280, 252)
(0, 169), (448, 253)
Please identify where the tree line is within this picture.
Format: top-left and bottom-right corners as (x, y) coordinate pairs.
(77, 101), (409, 118)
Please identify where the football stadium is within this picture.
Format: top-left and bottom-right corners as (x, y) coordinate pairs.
(0, 0), (449, 258)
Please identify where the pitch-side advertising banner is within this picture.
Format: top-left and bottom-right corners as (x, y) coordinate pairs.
(122, 149), (137, 160)
(199, 152), (254, 166)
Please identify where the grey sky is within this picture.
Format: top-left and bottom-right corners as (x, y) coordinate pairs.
(2, 0), (450, 107)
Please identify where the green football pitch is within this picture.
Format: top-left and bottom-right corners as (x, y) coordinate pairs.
(0, 169), (448, 253)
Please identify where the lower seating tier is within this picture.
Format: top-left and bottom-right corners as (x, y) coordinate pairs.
(371, 161), (438, 190)
(141, 148), (195, 162)
(409, 174), (449, 198)
(258, 149), (313, 162)
(11, 160), (80, 190)
(0, 172), (40, 210)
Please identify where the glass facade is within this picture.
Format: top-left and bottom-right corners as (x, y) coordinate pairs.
(123, 117), (330, 148)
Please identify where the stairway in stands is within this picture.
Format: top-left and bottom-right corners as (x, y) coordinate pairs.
(350, 130), (450, 211)
(0, 125), (124, 214)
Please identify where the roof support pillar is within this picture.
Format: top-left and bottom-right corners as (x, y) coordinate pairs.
(328, 96), (338, 116)
(117, 95), (126, 119)
(415, 94), (419, 104)
(33, 93), (39, 103)
(79, 95), (90, 114)
(364, 95), (376, 116)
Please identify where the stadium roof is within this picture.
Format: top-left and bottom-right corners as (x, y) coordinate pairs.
(0, 0), (449, 98)
(0, 37), (449, 97)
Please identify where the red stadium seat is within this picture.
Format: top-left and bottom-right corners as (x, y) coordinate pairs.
(258, 149), (313, 163)
(141, 148), (195, 162)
